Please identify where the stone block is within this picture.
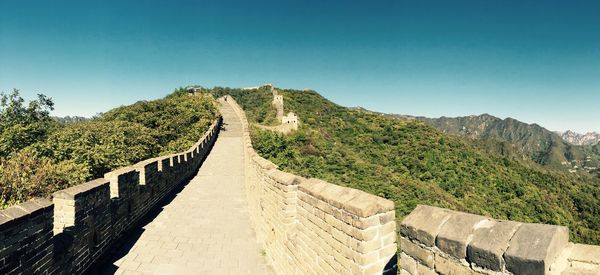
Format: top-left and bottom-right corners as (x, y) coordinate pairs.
(417, 262), (436, 275)
(352, 215), (381, 230)
(467, 220), (521, 271)
(436, 212), (488, 260)
(53, 178), (110, 200)
(379, 210), (395, 224)
(252, 154), (277, 170)
(1, 205), (28, 220)
(381, 232), (396, 246)
(435, 254), (481, 275)
(267, 169), (300, 186)
(379, 220), (396, 236)
(344, 192), (395, 219)
(379, 243), (397, 261)
(17, 198), (52, 216)
(361, 260), (386, 275)
(561, 267), (600, 275)
(300, 178), (394, 218)
(400, 237), (434, 267)
(505, 223), (569, 275)
(568, 243), (600, 265)
(400, 205), (453, 247)
(400, 253), (417, 275)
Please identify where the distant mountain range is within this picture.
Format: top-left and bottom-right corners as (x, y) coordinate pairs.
(352, 107), (600, 177)
(557, 130), (600, 146)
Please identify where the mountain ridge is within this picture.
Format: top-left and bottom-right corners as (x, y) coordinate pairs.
(352, 106), (600, 177)
(557, 130), (600, 146)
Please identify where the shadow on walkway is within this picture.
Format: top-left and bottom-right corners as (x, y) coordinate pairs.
(91, 123), (226, 275)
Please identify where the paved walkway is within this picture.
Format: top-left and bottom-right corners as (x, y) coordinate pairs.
(102, 100), (271, 275)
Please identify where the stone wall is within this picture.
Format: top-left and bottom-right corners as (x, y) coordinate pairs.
(226, 97), (398, 275)
(399, 205), (600, 275)
(0, 116), (222, 274)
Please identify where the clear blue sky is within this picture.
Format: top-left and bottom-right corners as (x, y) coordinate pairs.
(1, 0), (599, 133)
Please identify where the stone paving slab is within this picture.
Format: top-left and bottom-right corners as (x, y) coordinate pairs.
(100, 101), (272, 275)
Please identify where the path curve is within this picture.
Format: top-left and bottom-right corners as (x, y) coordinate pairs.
(102, 100), (271, 275)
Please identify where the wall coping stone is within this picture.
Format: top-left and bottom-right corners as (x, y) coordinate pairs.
(436, 212), (490, 259)
(0, 198), (53, 229)
(569, 244), (600, 265)
(298, 178), (394, 218)
(266, 169), (300, 186)
(53, 178), (110, 199)
(104, 166), (138, 179)
(504, 223), (569, 274)
(251, 152), (278, 170)
(467, 220), (522, 271)
(399, 205), (593, 275)
(400, 205), (454, 247)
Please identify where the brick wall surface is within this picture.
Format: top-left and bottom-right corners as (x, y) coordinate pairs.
(227, 97), (398, 275)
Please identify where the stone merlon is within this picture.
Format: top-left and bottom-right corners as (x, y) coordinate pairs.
(398, 205), (595, 275)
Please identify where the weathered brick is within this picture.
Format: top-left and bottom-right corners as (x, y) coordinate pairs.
(467, 220), (521, 271)
(505, 223), (569, 275)
(435, 254), (482, 275)
(568, 243), (600, 265)
(400, 237), (434, 267)
(436, 212), (488, 260)
(400, 205), (453, 247)
(400, 253), (417, 275)
(417, 262), (436, 275)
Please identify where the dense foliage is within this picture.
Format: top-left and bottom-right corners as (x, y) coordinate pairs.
(0, 90), (58, 158)
(212, 87), (600, 245)
(0, 89), (218, 208)
(416, 114), (600, 176)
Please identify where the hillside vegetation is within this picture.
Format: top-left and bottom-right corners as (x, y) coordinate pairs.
(0, 89), (218, 208)
(414, 114), (600, 177)
(210, 87), (600, 245)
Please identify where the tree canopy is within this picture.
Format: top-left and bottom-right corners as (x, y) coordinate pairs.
(0, 89), (218, 208)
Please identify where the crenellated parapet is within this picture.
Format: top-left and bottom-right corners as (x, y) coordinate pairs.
(399, 205), (600, 275)
(226, 96), (398, 274)
(0, 116), (222, 274)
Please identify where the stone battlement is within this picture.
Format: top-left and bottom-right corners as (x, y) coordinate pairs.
(0, 117), (222, 274)
(226, 96), (398, 274)
(399, 205), (600, 275)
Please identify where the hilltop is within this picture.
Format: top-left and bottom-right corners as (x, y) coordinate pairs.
(209, 86), (600, 245)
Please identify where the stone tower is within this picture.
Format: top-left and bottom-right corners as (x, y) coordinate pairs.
(272, 91), (284, 120)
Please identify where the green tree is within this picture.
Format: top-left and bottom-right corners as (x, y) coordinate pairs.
(37, 120), (159, 179)
(0, 150), (89, 207)
(0, 89), (56, 157)
(0, 89), (219, 209)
